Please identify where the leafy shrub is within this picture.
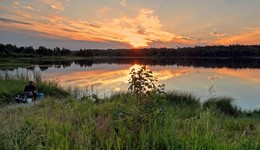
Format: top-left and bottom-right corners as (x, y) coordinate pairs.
(128, 65), (164, 96)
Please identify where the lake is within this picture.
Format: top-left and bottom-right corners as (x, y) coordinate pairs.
(1, 58), (260, 110)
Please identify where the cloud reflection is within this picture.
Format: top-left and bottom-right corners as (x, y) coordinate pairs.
(213, 68), (260, 84)
(41, 63), (260, 109)
(49, 64), (192, 93)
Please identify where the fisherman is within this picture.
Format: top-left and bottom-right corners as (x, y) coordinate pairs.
(24, 81), (38, 101)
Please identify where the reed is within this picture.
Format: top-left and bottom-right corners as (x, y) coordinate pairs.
(203, 96), (241, 116)
(0, 68), (259, 149)
(0, 71), (69, 105)
(0, 92), (259, 149)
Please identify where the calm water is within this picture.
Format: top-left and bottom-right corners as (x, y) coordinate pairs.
(1, 58), (260, 110)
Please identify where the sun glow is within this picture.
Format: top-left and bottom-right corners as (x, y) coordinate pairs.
(129, 64), (142, 70)
(125, 34), (149, 48)
(0, 3), (187, 48)
(1, 0), (260, 48)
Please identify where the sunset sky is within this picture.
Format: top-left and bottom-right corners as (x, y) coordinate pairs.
(0, 0), (260, 49)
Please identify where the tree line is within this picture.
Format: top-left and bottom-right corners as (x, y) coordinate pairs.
(2, 58), (260, 72)
(0, 44), (72, 57)
(1, 43), (260, 58)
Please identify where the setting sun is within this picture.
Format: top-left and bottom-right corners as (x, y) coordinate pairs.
(1, 1), (260, 149)
(2, 0), (259, 49)
(126, 35), (148, 48)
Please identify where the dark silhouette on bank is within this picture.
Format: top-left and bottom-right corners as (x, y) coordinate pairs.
(24, 81), (38, 101)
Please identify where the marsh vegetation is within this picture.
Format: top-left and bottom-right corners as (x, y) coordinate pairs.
(0, 66), (259, 149)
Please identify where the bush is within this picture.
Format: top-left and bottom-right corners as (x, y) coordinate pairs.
(128, 65), (164, 97)
(203, 97), (241, 116)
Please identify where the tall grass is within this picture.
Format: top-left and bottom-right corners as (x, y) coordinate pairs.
(0, 71), (69, 105)
(0, 67), (259, 149)
(0, 92), (259, 149)
(203, 97), (241, 116)
(165, 91), (200, 107)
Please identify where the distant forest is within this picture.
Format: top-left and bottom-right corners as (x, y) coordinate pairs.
(1, 43), (260, 58)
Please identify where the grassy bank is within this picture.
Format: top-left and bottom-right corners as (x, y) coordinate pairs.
(0, 62), (31, 68)
(0, 92), (259, 149)
(0, 70), (259, 149)
(0, 56), (88, 68)
(0, 73), (69, 105)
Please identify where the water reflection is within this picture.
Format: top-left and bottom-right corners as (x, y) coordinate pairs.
(1, 58), (260, 71)
(38, 62), (260, 110)
(1, 58), (259, 110)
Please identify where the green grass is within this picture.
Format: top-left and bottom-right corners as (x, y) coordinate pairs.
(0, 62), (31, 68)
(0, 72), (259, 149)
(0, 57), (88, 68)
(0, 79), (27, 105)
(0, 92), (259, 149)
(203, 97), (241, 116)
(0, 72), (69, 105)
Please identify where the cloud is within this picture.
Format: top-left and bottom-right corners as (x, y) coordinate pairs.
(53, 8), (187, 47)
(119, 0), (127, 7)
(44, 15), (65, 23)
(0, 4), (32, 19)
(41, 0), (66, 11)
(210, 31), (225, 37)
(12, 1), (35, 11)
(11, 1), (20, 8)
(136, 29), (148, 35)
(99, 8), (187, 47)
(78, 20), (101, 28)
(0, 7), (191, 48)
(216, 28), (260, 45)
(0, 29), (130, 49)
(0, 17), (32, 25)
(210, 29), (225, 37)
(62, 28), (80, 33)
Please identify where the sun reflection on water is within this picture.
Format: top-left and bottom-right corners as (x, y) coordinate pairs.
(38, 63), (260, 110)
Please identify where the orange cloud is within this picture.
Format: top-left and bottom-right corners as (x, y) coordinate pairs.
(216, 28), (260, 45)
(99, 8), (187, 47)
(210, 29), (225, 37)
(1, 4), (193, 48)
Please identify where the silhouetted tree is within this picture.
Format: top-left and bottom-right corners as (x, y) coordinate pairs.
(1, 43), (260, 58)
